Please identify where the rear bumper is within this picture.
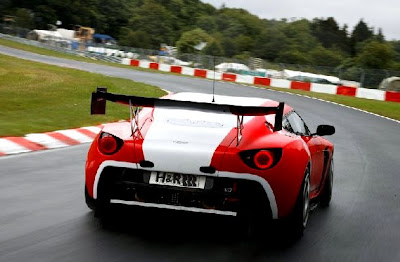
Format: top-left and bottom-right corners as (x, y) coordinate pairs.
(88, 161), (277, 219)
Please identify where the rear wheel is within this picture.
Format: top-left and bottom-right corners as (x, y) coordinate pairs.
(237, 210), (272, 241)
(85, 184), (112, 220)
(299, 167), (311, 229)
(319, 159), (333, 207)
(237, 182), (273, 240)
(283, 166), (311, 239)
(85, 185), (115, 226)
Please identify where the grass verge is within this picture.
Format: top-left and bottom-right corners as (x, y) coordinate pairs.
(0, 53), (166, 137)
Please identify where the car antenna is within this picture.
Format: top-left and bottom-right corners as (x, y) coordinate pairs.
(212, 56), (216, 103)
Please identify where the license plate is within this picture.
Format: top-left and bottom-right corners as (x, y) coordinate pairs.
(149, 172), (206, 189)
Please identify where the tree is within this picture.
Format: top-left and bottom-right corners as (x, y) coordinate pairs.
(311, 17), (340, 48)
(282, 19), (318, 53)
(0, 0), (11, 17)
(276, 49), (312, 65)
(376, 28), (385, 42)
(391, 41), (400, 64)
(350, 19), (374, 55)
(218, 36), (235, 57)
(97, 0), (129, 36)
(253, 23), (288, 61)
(339, 24), (351, 54)
(203, 40), (223, 56)
(218, 8), (263, 37)
(234, 35), (255, 53)
(196, 15), (216, 32)
(129, 0), (174, 48)
(309, 45), (343, 67)
(15, 8), (34, 29)
(356, 41), (394, 69)
(310, 17), (350, 54)
(176, 28), (212, 53)
(118, 27), (151, 48)
(233, 51), (251, 61)
(33, 5), (57, 29)
(117, 27), (135, 47)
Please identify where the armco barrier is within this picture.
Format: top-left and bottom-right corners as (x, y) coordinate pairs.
(337, 86), (357, 97)
(291, 81), (311, 91)
(130, 59), (140, 66)
(310, 84), (338, 95)
(386, 91), (400, 102)
(159, 64), (171, 72)
(254, 77), (271, 86)
(194, 69), (207, 78)
(236, 75), (255, 84)
(222, 73), (237, 82)
(149, 62), (159, 70)
(356, 88), (385, 101)
(170, 66), (182, 74)
(122, 58), (400, 103)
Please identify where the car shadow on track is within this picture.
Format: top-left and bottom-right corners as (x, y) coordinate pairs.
(94, 206), (302, 252)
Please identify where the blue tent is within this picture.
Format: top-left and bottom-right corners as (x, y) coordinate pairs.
(93, 34), (115, 41)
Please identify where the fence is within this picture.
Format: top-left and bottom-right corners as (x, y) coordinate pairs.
(1, 23), (399, 89)
(0, 24), (122, 64)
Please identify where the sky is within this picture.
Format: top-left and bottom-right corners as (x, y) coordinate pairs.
(201, 0), (400, 40)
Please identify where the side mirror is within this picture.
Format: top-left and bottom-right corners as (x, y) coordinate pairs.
(315, 125), (335, 136)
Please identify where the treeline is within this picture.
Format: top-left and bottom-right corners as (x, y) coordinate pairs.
(2, 0), (400, 70)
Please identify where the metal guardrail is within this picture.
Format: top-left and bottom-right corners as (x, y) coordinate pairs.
(0, 32), (122, 64)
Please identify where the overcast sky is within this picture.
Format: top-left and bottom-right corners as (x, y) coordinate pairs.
(201, 0), (400, 40)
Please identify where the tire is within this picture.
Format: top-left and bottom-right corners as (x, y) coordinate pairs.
(95, 195), (111, 219)
(236, 181), (275, 241)
(85, 185), (96, 211)
(284, 165), (311, 239)
(319, 159), (333, 207)
(237, 212), (257, 240)
(237, 210), (272, 241)
(85, 185), (113, 226)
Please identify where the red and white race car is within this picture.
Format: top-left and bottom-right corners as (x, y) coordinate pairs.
(85, 88), (335, 237)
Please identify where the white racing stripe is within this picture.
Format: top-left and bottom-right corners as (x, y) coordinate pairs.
(142, 93), (269, 175)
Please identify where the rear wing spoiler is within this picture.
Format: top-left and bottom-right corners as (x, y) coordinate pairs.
(91, 87), (284, 131)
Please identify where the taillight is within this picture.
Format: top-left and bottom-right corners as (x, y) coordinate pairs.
(254, 150), (274, 169)
(240, 149), (282, 170)
(98, 132), (123, 155)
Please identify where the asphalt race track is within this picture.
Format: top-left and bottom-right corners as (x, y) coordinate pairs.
(1, 45), (400, 262)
